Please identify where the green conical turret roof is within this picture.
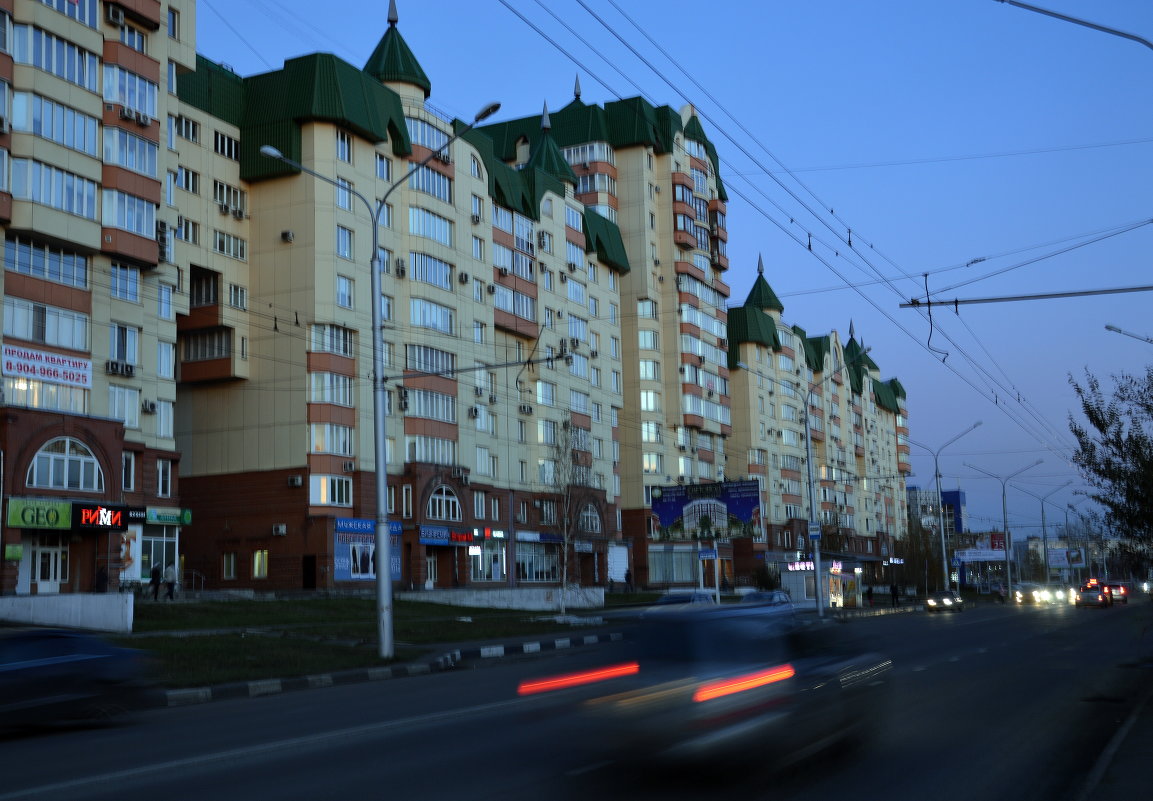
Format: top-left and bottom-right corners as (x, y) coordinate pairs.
(526, 103), (577, 186)
(745, 256), (784, 313)
(364, 0), (431, 98)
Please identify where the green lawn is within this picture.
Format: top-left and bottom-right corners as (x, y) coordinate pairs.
(116, 596), (637, 688)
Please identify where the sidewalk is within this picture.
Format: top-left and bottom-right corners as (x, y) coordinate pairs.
(1074, 656), (1153, 801)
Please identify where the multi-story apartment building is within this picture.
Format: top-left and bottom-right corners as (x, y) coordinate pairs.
(0, 0), (193, 596)
(0, 0), (909, 603)
(165, 12), (623, 591)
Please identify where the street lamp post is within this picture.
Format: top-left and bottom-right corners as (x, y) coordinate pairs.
(738, 348), (869, 618)
(1013, 481), (1072, 583)
(260, 101), (500, 659)
(909, 421), (982, 592)
(964, 459), (1043, 599)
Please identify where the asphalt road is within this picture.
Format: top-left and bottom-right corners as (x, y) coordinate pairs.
(1, 600), (1150, 801)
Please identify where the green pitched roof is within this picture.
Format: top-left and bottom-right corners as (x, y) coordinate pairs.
(177, 55), (245, 126)
(745, 271), (784, 313)
(526, 107), (577, 187)
(235, 53), (412, 183)
(726, 306), (780, 370)
(583, 210), (631, 274)
(363, 5), (431, 98)
(873, 378), (901, 413)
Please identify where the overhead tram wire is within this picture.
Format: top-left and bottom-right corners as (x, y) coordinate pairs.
(497, 0), (1075, 462)
(572, 0), (1071, 449)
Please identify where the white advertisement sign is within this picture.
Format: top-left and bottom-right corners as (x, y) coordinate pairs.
(2, 344), (92, 388)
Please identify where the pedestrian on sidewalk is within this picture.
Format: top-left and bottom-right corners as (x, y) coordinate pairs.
(149, 564), (161, 601)
(890, 583), (899, 607)
(865, 586), (873, 607)
(163, 563), (177, 601)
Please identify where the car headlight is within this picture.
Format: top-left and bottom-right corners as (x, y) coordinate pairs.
(943, 599), (953, 605)
(927, 600), (937, 606)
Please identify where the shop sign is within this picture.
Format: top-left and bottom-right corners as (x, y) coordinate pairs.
(7, 498), (72, 530)
(4, 544), (23, 561)
(419, 525), (471, 546)
(333, 523), (401, 582)
(2, 344), (91, 388)
(73, 503), (130, 531)
(146, 507), (192, 525)
(787, 560), (815, 571)
(515, 530), (563, 544)
(573, 541), (594, 553)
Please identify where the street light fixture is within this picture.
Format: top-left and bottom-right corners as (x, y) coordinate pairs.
(964, 458), (1043, 599)
(260, 101), (500, 659)
(738, 347), (870, 618)
(908, 421), (982, 592)
(1012, 480), (1072, 583)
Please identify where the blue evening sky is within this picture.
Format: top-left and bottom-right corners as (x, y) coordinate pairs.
(195, 0), (1153, 538)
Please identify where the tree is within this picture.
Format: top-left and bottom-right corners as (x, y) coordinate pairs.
(1068, 367), (1153, 546)
(545, 414), (601, 615)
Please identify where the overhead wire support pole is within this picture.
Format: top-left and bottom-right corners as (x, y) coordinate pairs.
(899, 285), (1153, 309)
(993, 0), (1153, 53)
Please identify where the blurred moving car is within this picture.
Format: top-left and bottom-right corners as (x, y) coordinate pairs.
(1074, 586), (1112, 608)
(519, 604), (892, 765)
(739, 590), (792, 607)
(1103, 583), (1130, 604)
(650, 590), (716, 606)
(0, 627), (151, 728)
(925, 590), (964, 613)
(1013, 583), (1045, 604)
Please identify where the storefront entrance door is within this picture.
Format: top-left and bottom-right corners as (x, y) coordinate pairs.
(31, 535), (69, 594)
(425, 555), (438, 589)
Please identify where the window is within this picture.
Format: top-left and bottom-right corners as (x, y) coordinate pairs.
(157, 342), (175, 379)
(167, 7), (180, 39)
(213, 231), (247, 260)
(109, 385), (141, 428)
(409, 207), (453, 246)
(176, 166), (199, 194)
(111, 265), (140, 301)
(157, 284), (173, 320)
(26, 438), (105, 492)
(428, 486), (462, 521)
(337, 276), (354, 308)
(640, 390), (660, 412)
(103, 65), (159, 117)
(337, 130), (352, 163)
(252, 549), (269, 579)
(4, 236), (89, 289)
(10, 25), (100, 91)
(156, 458), (172, 497)
(410, 298), (454, 334)
(579, 504), (601, 533)
(376, 153), (391, 180)
(228, 284), (248, 310)
(411, 252), (453, 290)
(336, 178), (353, 210)
(409, 165), (452, 202)
(310, 372), (354, 406)
(310, 324), (354, 357)
(156, 400), (174, 438)
(310, 475), (353, 506)
(337, 226), (354, 259)
(222, 553), (237, 581)
(122, 451), (136, 492)
(310, 423), (354, 455)
(214, 131), (240, 160)
(12, 160), (98, 219)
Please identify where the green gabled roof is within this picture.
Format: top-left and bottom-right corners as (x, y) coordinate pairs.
(583, 210), (631, 274)
(888, 378), (907, 400)
(873, 378), (901, 413)
(526, 106), (577, 187)
(177, 55), (245, 126)
(843, 338), (869, 395)
(726, 306), (780, 370)
(363, 3), (431, 98)
(683, 114), (707, 143)
(745, 270), (784, 313)
(805, 335), (832, 373)
(238, 53), (412, 183)
(703, 139), (728, 202)
(604, 97), (680, 153)
(460, 125), (537, 219)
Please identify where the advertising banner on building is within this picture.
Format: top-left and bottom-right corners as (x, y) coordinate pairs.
(332, 519), (401, 581)
(2, 344), (91, 389)
(649, 480), (761, 538)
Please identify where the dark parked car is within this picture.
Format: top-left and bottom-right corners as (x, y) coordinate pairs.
(925, 590), (964, 613)
(0, 627), (151, 728)
(519, 604), (892, 765)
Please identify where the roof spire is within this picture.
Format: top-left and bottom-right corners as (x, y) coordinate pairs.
(849, 319), (856, 340)
(574, 74), (582, 99)
(388, 0), (398, 26)
(541, 101), (551, 131)
(757, 254), (764, 275)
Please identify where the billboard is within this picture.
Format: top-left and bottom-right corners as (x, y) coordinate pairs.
(333, 519), (401, 581)
(650, 480), (761, 538)
(1048, 547), (1087, 569)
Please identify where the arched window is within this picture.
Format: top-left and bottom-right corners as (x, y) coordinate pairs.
(26, 437), (105, 492)
(427, 485), (462, 521)
(579, 503), (600, 534)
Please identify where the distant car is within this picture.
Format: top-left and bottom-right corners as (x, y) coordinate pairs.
(1014, 583), (1053, 604)
(520, 604), (892, 765)
(0, 628), (151, 728)
(1103, 583), (1130, 604)
(925, 590), (964, 613)
(1074, 586), (1112, 608)
(739, 590), (792, 607)
(651, 590), (717, 606)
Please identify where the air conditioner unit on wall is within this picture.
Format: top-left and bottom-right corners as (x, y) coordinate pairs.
(471, 214), (482, 225)
(107, 5), (125, 25)
(272, 524), (287, 536)
(288, 475), (303, 487)
(141, 400), (157, 414)
(518, 404), (533, 415)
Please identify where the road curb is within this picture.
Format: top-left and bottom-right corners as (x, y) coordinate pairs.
(153, 631), (625, 707)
